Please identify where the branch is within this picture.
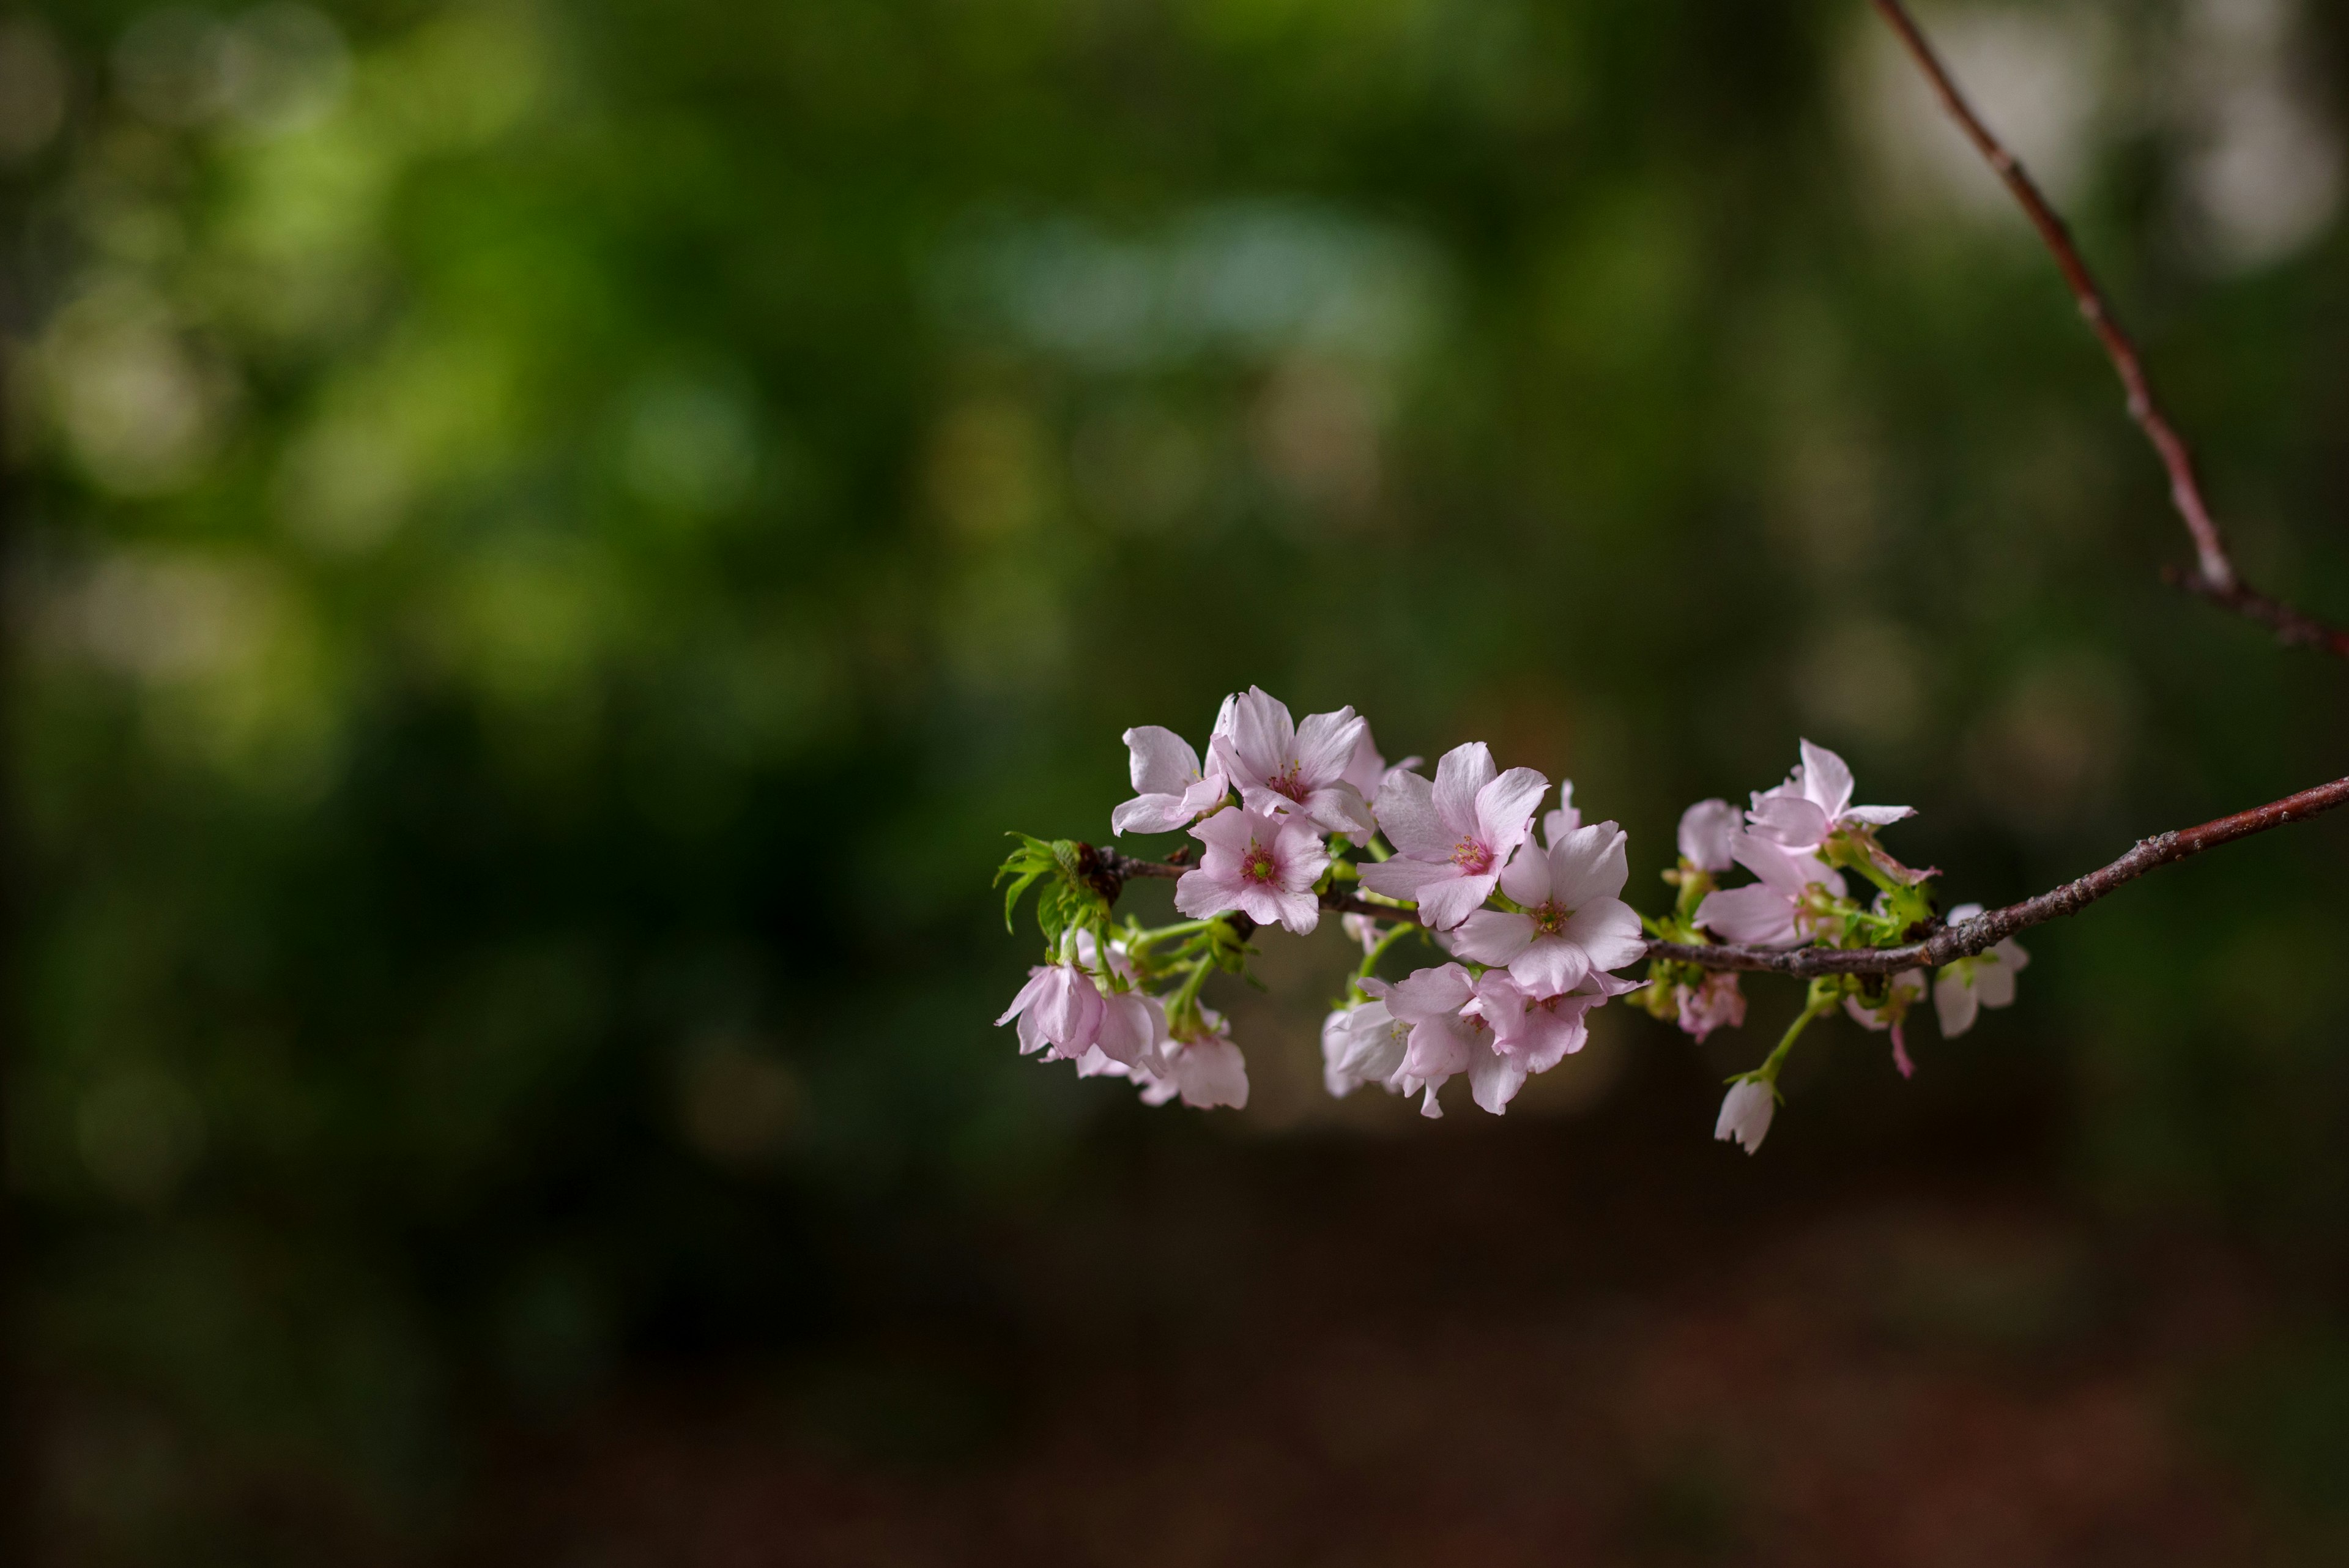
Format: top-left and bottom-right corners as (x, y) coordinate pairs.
(1088, 775), (2349, 978)
(1869, 0), (2349, 655)
(1650, 773), (2349, 976)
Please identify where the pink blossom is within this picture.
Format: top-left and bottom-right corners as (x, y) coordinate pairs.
(1093, 989), (1169, 1069)
(995, 964), (1105, 1060)
(1485, 972), (1603, 1087)
(1674, 971), (1746, 1041)
(1451, 820), (1646, 997)
(1932, 903), (2030, 1037)
(1715, 1079), (1775, 1154)
(1677, 798), (1739, 872)
(1174, 804), (1330, 933)
(1746, 739), (1913, 852)
(1694, 831), (1846, 946)
(1377, 964), (1559, 1117)
(1135, 1006), (1249, 1109)
(1208, 686), (1375, 838)
(1321, 990), (1411, 1098)
(1743, 740), (1932, 885)
(1360, 743), (1549, 931)
(1842, 968), (1926, 1077)
(1110, 705), (1234, 835)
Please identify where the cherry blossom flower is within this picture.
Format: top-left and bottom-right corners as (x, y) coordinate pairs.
(1110, 704), (1234, 835)
(1843, 968), (1927, 1077)
(1694, 831), (1847, 946)
(1137, 1006), (1249, 1109)
(1174, 804), (1330, 933)
(1677, 798), (1739, 872)
(1746, 739), (1914, 852)
(1360, 743), (1549, 931)
(1715, 1079), (1776, 1154)
(1674, 971), (1746, 1041)
(1932, 904), (2030, 1037)
(996, 964), (1105, 1060)
(1094, 989), (1170, 1070)
(1208, 686), (1375, 838)
(1322, 989), (1411, 1098)
(1450, 821), (1646, 996)
(1377, 964), (1573, 1117)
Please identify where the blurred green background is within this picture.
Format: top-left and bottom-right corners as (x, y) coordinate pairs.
(8, 0), (2349, 1561)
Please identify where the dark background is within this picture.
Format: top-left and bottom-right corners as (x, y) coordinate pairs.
(7, 0), (2349, 1561)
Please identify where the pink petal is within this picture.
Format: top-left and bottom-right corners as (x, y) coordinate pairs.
(1223, 686), (1294, 782)
(1371, 770), (1450, 860)
(996, 966), (1050, 1027)
(1123, 725), (1201, 797)
(1748, 793), (1830, 850)
(1695, 884), (1799, 946)
(1111, 793), (1192, 835)
(1430, 743), (1496, 836)
(1451, 908), (1535, 966)
(1677, 798), (1739, 872)
(1548, 822), (1629, 908)
(1190, 804), (1263, 855)
(1386, 962), (1476, 1022)
(1173, 867), (1241, 920)
(1497, 842), (1551, 906)
(1798, 739), (1854, 820)
(1507, 937), (1590, 998)
(1357, 855), (1445, 901)
(1558, 897), (1647, 973)
(1414, 869), (1497, 932)
(1293, 707), (1368, 786)
(1474, 767), (1550, 854)
(1468, 1035), (1529, 1115)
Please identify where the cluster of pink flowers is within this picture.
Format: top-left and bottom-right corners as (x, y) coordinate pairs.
(1001, 688), (1650, 1116)
(998, 707), (2032, 1153)
(1653, 741), (2026, 1153)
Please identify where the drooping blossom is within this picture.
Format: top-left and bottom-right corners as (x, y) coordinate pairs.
(1674, 970), (1746, 1041)
(1322, 989), (1412, 1098)
(1932, 904), (2030, 1037)
(996, 964), (1105, 1061)
(1361, 743), (1549, 931)
(1110, 702), (1234, 835)
(1136, 1006), (1249, 1109)
(1677, 798), (1739, 873)
(1209, 686), (1375, 838)
(1843, 968), (1927, 1077)
(1451, 820), (1646, 996)
(1694, 831), (1847, 946)
(1174, 804), (1330, 933)
(1715, 1079), (1776, 1154)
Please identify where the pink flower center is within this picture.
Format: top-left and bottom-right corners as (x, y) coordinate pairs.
(1242, 844), (1278, 884)
(1450, 836), (1494, 875)
(1269, 759), (1310, 804)
(1531, 902), (1568, 937)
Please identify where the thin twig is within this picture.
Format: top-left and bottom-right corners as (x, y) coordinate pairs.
(1649, 773), (2349, 975)
(1093, 773), (2349, 978)
(1869, 0), (2349, 653)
